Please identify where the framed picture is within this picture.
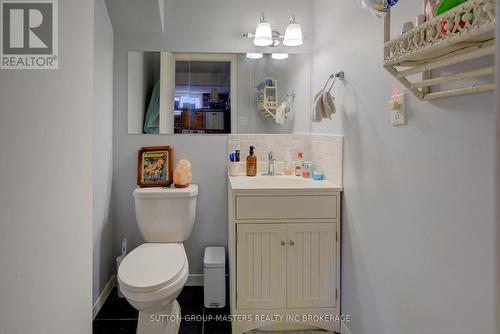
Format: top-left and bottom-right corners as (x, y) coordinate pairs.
(137, 146), (174, 187)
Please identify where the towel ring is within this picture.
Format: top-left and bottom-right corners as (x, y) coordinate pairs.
(334, 71), (345, 80)
(323, 71), (345, 93)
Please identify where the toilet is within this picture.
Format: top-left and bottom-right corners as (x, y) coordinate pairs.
(118, 185), (198, 334)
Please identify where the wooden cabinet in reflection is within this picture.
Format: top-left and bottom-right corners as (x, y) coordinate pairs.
(181, 109), (205, 130)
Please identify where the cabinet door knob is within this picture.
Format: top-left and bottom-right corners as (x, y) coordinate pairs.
(289, 240), (295, 246)
(281, 240), (286, 246)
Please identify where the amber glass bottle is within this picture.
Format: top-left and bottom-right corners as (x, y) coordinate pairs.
(246, 146), (257, 176)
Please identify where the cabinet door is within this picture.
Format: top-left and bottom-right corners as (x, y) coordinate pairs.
(236, 224), (286, 310)
(286, 223), (337, 308)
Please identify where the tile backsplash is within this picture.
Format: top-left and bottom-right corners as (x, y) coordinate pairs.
(227, 133), (343, 186)
(310, 134), (343, 186)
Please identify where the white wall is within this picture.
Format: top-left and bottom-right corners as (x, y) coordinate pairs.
(113, 0), (314, 274)
(311, 2), (497, 334)
(93, 0), (114, 305)
(0, 1), (94, 333)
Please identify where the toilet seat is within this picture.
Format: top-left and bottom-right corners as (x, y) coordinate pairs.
(118, 243), (187, 293)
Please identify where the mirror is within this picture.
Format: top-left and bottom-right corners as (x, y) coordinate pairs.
(128, 52), (311, 134)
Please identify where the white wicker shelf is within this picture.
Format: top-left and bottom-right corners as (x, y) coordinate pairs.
(383, 0), (496, 101)
(257, 82), (278, 119)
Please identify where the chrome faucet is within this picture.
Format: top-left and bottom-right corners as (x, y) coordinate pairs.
(263, 151), (281, 176)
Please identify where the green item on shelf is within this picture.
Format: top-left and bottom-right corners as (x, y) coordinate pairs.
(435, 0), (467, 16)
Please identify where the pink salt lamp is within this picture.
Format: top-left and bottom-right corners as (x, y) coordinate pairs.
(173, 159), (192, 188)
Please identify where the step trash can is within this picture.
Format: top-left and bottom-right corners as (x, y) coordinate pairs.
(203, 247), (226, 308)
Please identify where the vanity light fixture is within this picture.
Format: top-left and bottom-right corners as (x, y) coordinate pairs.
(244, 14), (303, 48)
(271, 53), (289, 60)
(253, 14), (273, 46)
(283, 15), (303, 46)
(246, 52), (263, 59)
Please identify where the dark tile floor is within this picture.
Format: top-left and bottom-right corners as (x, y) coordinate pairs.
(93, 286), (231, 334)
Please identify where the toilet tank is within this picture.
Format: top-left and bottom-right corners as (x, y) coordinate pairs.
(133, 185), (198, 242)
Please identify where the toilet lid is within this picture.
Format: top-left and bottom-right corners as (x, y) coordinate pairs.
(118, 243), (187, 292)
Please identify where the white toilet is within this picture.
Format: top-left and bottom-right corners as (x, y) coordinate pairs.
(118, 185), (198, 334)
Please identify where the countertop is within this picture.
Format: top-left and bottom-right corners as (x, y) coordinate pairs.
(228, 175), (343, 191)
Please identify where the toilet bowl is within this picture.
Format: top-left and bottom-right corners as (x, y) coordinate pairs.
(118, 185), (198, 334)
(118, 243), (189, 334)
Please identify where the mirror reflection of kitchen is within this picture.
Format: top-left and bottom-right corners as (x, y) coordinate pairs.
(174, 60), (231, 134)
(128, 52), (311, 135)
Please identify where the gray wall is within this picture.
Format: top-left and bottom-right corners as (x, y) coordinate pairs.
(0, 0), (94, 332)
(93, 0), (114, 304)
(311, 1), (497, 334)
(495, 5), (500, 332)
(111, 0), (313, 54)
(113, 0), (314, 274)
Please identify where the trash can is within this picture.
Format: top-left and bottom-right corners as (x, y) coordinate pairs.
(203, 247), (226, 308)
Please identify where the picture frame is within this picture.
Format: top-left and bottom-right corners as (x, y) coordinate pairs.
(137, 146), (174, 187)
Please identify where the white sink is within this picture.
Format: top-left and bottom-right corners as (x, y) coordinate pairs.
(250, 176), (310, 187)
(229, 175), (341, 191)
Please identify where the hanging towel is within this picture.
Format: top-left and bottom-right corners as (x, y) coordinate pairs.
(275, 102), (287, 125)
(322, 90), (336, 117)
(312, 76), (336, 122)
(143, 81), (160, 134)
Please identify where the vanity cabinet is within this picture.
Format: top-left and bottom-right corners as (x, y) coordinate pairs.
(286, 223), (337, 309)
(228, 177), (342, 334)
(236, 224), (287, 310)
(236, 223), (337, 310)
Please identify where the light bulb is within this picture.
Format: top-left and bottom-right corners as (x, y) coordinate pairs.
(246, 53), (263, 59)
(271, 53), (289, 60)
(283, 15), (303, 47)
(253, 14), (273, 47)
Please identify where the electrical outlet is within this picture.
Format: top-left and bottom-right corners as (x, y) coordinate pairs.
(239, 116), (248, 126)
(389, 93), (406, 126)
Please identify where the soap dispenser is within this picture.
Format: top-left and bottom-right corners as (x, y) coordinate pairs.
(295, 151), (304, 176)
(246, 146), (257, 176)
